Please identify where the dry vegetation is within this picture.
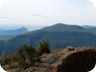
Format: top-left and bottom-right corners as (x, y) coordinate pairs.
(1, 46), (96, 72)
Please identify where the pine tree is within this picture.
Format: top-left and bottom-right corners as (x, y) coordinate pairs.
(17, 44), (39, 68)
(38, 40), (50, 55)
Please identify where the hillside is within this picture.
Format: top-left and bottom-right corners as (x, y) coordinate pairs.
(41, 23), (86, 32)
(0, 40), (5, 51)
(2, 47), (96, 72)
(82, 25), (94, 29)
(86, 27), (96, 34)
(4, 31), (96, 54)
(82, 26), (96, 34)
(0, 40), (6, 60)
(2, 23), (96, 55)
(0, 35), (16, 40)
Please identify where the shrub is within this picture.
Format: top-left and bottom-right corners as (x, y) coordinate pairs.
(17, 45), (39, 69)
(38, 40), (50, 55)
(1, 55), (10, 65)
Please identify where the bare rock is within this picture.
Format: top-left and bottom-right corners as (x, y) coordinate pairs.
(7, 47), (96, 72)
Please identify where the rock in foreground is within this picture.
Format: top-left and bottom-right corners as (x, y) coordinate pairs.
(7, 47), (96, 72)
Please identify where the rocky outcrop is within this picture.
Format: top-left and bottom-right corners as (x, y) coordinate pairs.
(56, 49), (96, 72)
(6, 47), (96, 72)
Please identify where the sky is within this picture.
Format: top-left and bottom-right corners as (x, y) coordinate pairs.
(0, 0), (96, 30)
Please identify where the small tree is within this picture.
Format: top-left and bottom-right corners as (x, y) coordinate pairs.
(38, 40), (50, 55)
(1, 55), (10, 65)
(17, 44), (39, 69)
(9, 50), (15, 63)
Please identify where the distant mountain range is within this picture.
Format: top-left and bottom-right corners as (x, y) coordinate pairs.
(0, 27), (28, 40)
(82, 25), (95, 29)
(82, 25), (96, 34)
(1, 23), (96, 57)
(0, 27), (28, 35)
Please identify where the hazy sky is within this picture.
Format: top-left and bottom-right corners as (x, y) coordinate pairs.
(0, 0), (96, 29)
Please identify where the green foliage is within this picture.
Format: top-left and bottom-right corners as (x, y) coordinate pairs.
(9, 50), (15, 63)
(38, 40), (50, 55)
(17, 45), (39, 68)
(1, 50), (16, 69)
(1, 55), (10, 65)
(1, 40), (50, 69)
